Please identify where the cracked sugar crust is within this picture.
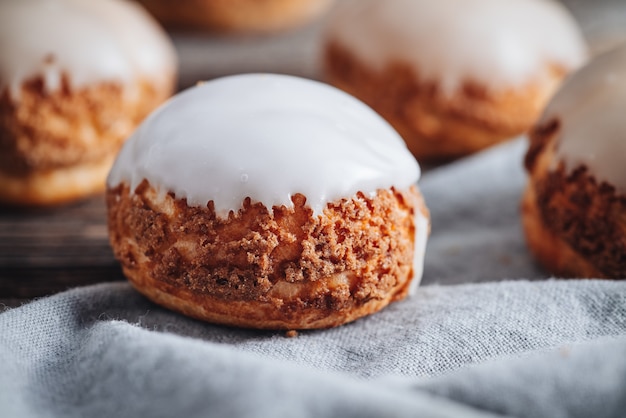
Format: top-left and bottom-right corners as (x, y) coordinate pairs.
(107, 180), (428, 329)
(523, 118), (626, 278)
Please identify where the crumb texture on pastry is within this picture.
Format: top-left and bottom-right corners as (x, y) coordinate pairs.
(523, 45), (626, 279)
(523, 118), (626, 278)
(0, 76), (172, 205)
(325, 43), (565, 160)
(323, 0), (586, 160)
(108, 182), (428, 329)
(0, 77), (170, 177)
(523, 163), (626, 279)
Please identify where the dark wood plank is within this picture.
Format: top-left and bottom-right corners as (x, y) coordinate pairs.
(0, 194), (125, 298)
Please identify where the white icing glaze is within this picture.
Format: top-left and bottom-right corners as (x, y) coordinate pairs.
(108, 74), (420, 218)
(544, 44), (626, 191)
(326, 0), (587, 95)
(0, 0), (177, 97)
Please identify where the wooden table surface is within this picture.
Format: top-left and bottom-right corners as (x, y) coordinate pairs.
(1, 0), (625, 300)
(0, 196), (124, 298)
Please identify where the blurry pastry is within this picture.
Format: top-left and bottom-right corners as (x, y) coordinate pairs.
(135, 0), (335, 33)
(523, 44), (626, 278)
(323, 0), (587, 161)
(0, 0), (177, 206)
(107, 74), (430, 330)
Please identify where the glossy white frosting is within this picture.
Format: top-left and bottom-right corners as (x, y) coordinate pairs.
(108, 74), (421, 217)
(0, 0), (177, 97)
(409, 209), (429, 294)
(544, 44), (626, 191)
(326, 0), (587, 95)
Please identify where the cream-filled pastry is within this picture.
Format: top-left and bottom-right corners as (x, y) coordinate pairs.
(107, 74), (430, 330)
(323, 0), (587, 161)
(523, 44), (626, 278)
(0, 0), (177, 206)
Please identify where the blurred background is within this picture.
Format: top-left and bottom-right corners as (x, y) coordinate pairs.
(168, 0), (626, 89)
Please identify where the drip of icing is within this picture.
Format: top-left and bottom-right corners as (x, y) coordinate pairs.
(543, 44), (626, 192)
(326, 0), (587, 95)
(409, 209), (429, 294)
(108, 74), (421, 217)
(0, 0), (177, 97)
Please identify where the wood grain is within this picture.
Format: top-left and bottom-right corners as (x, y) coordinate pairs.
(0, 194), (124, 298)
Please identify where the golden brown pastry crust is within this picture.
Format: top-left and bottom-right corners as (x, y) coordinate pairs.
(107, 181), (429, 329)
(0, 75), (174, 206)
(324, 42), (567, 162)
(0, 154), (116, 207)
(136, 0), (334, 33)
(522, 118), (626, 278)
